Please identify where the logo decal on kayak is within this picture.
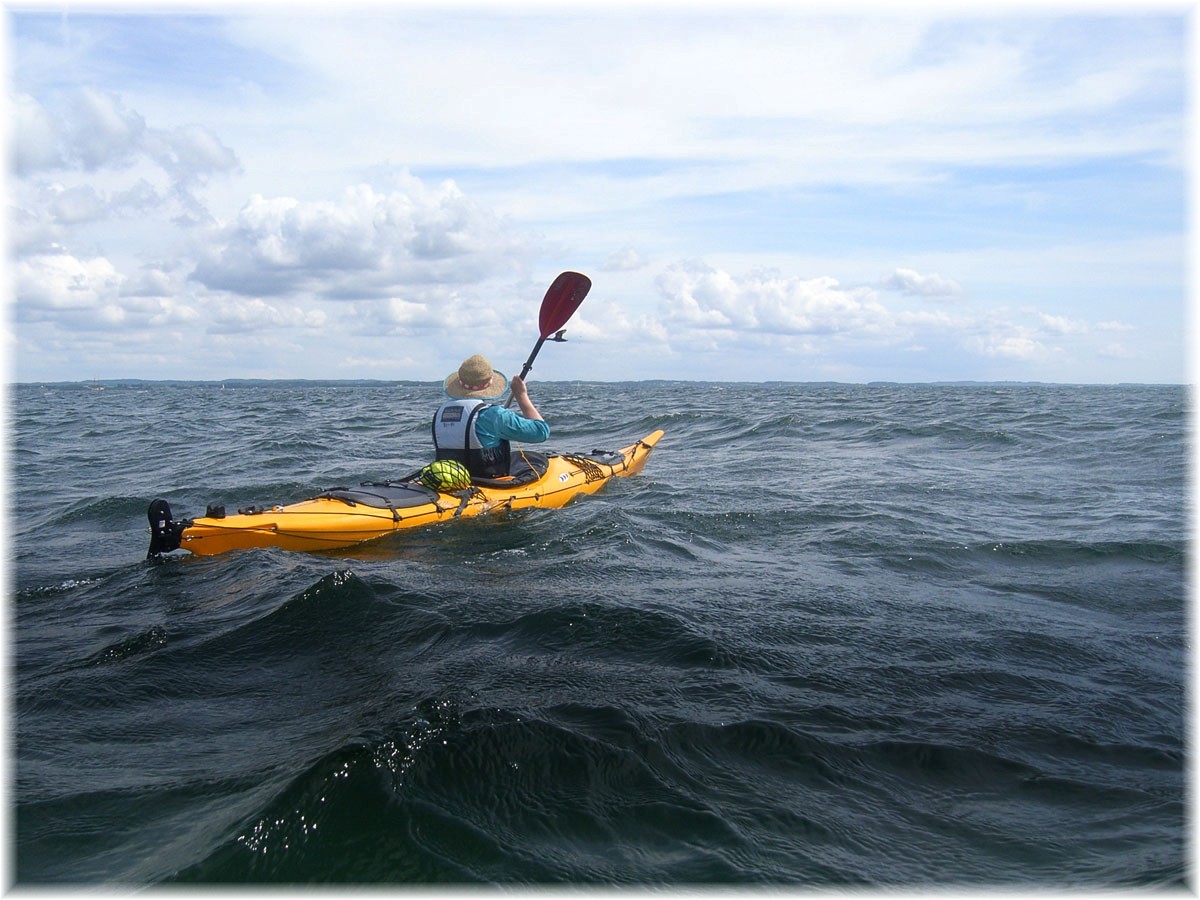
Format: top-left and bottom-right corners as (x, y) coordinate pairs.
(559, 473), (570, 482)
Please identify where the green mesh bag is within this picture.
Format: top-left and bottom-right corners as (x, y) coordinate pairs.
(419, 459), (472, 492)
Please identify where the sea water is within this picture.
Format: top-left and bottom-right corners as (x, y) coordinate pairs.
(11, 381), (1187, 885)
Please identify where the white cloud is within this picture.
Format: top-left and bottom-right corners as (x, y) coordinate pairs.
(656, 262), (892, 336)
(10, 86), (240, 262)
(12, 178), (168, 255)
(34, 178), (145, 223)
(21, 86), (236, 183)
(48, 184), (109, 225)
(138, 296), (202, 328)
(972, 332), (1043, 360)
(14, 252), (208, 335)
(16, 253), (124, 312)
(881, 267), (963, 299)
(113, 179), (162, 212)
(190, 178), (528, 300)
(603, 247), (646, 272)
(65, 86), (148, 171)
(645, 260), (1150, 378)
(1037, 312), (1090, 335)
(122, 267), (177, 298)
(12, 93), (63, 174)
(148, 123), (240, 181)
(205, 297), (327, 335)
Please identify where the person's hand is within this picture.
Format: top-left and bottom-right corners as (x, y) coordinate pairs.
(510, 375), (529, 399)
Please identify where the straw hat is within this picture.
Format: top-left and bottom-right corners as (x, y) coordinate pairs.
(443, 354), (509, 400)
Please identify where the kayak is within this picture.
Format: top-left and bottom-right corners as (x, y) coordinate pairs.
(147, 429), (664, 558)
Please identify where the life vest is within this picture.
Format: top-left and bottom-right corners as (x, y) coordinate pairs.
(431, 399), (511, 478)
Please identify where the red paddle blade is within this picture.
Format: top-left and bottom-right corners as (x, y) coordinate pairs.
(539, 271), (590, 338)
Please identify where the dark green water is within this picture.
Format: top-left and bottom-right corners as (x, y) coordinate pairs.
(12, 381), (1187, 885)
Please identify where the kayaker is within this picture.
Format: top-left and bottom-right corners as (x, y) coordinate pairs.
(433, 354), (550, 478)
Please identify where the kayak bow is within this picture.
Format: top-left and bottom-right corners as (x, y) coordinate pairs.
(148, 429), (663, 558)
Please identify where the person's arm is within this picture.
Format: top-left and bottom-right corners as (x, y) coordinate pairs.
(476, 378), (551, 444)
(509, 375), (541, 421)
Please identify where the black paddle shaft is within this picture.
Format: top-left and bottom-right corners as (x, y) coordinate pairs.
(517, 336), (547, 382)
(517, 330), (568, 380)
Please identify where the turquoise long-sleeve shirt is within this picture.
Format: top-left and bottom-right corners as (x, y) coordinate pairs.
(474, 404), (551, 448)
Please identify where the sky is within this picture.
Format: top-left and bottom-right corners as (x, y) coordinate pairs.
(4, 1), (1193, 384)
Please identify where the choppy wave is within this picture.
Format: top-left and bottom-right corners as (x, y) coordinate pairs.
(12, 381), (1186, 885)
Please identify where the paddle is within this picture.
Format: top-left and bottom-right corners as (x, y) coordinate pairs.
(506, 271), (591, 407)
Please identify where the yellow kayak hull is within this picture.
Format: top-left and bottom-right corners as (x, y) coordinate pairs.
(150, 430), (663, 557)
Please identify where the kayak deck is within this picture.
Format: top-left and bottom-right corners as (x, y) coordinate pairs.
(148, 429), (663, 557)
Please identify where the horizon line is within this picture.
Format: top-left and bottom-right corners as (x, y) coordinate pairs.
(10, 378), (1188, 388)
